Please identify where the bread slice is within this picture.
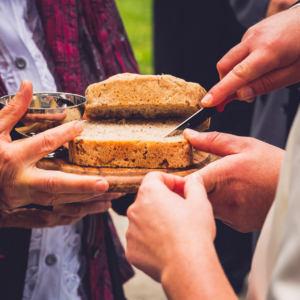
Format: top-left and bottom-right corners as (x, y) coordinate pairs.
(69, 119), (198, 169)
(85, 73), (207, 120)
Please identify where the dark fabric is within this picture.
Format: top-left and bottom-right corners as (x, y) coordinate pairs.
(0, 77), (7, 96)
(154, 0), (253, 293)
(0, 1), (138, 299)
(0, 228), (31, 300)
(229, 0), (269, 29)
(104, 214), (127, 300)
(112, 194), (135, 216)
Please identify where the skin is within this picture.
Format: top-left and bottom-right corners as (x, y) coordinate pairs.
(126, 172), (237, 300)
(126, 7), (300, 299)
(126, 131), (284, 299)
(266, 0), (297, 17)
(201, 7), (300, 108)
(0, 193), (123, 228)
(183, 130), (284, 232)
(0, 80), (110, 209)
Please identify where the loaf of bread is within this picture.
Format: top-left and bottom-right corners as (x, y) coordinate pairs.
(69, 119), (194, 168)
(69, 73), (210, 169)
(85, 73), (207, 120)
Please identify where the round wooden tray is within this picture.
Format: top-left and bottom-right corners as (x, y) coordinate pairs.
(37, 150), (218, 193)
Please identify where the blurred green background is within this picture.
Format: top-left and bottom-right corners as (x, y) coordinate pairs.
(115, 0), (153, 75)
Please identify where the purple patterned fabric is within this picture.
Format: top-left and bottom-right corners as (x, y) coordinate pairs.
(34, 0), (139, 95)
(0, 77), (7, 97)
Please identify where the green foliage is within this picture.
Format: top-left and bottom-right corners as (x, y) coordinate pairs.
(115, 0), (153, 75)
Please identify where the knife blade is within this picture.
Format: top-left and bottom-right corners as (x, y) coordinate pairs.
(163, 106), (219, 138)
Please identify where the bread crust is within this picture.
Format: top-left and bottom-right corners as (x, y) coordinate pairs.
(70, 74), (210, 169)
(85, 73), (207, 119)
(69, 139), (193, 169)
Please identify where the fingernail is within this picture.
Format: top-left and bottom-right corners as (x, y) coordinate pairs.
(95, 180), (109, 192)
(18, 80), (26, 94)
(201, 94), (212, 105)
(184, 129), (198, 137)
(240, 87), (254, 100)
(75, 121), (83, 133)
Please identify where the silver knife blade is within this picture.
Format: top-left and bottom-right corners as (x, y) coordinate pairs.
(163, 106), (219, 138)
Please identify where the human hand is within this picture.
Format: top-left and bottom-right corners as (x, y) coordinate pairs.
(201, 7), (300, 109)
(266, 0), (296, 17)
(184, 129), (284, 232)
(0, 193), (123, 228)
(0, 80), (109, 209)
(126, 172), (215, 282)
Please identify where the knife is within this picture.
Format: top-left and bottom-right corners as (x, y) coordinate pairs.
(163, 106), (219, 138)
(163, 94), (236, 138)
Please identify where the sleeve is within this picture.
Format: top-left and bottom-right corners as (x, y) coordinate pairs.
(229, 0), (270, 29)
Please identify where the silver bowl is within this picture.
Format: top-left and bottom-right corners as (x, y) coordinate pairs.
(0, 92), (86, 157)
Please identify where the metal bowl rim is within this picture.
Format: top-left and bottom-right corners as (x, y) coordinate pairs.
(0, 92), (87, 110)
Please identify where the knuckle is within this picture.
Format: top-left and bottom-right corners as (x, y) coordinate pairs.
(206, 131), (223, 145)
(41, 132), (57, 152)
(216, 60), (226, 74)
(44, 176), (60, 194)
(232, 63), (249, 80)
(259, 76), (275, 94)
(2, 149), (17, 166)
(126, 205), (135, 219)
(138, 183), (154, 198)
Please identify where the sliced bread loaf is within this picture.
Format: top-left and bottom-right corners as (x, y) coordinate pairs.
(85, 73), (207, 120)
(69, 119), (196, 169)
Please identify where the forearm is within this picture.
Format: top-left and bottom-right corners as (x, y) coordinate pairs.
(161, 239), (237, 300)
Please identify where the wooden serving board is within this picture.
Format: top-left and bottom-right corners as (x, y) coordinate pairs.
(37, 150), (218, 193)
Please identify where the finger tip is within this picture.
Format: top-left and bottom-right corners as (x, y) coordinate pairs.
(184, 129), (198, 140)
(95, 180), (109, 193)
(74, 121), (83, 133)
(201, 94), (213, 107)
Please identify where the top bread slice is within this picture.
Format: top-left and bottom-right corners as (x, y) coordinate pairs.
(85, 73), (207, 120)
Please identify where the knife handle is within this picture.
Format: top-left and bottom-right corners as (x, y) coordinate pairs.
(216, 93), (236, 112)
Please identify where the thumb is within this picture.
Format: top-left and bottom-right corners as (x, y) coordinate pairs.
(184, 130), (248, 157)
(0, 80), (33, 139)
(184, 172), (208, 203)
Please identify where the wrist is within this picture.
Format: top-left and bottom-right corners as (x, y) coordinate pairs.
(161, 238), (214, 299)
(161, 239), (237, 300)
